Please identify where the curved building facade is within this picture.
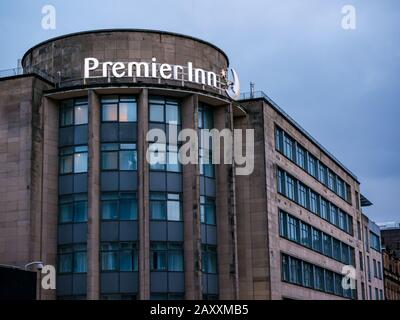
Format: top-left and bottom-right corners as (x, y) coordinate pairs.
(20, 29), (236, 300)
(0, 29), (384, 300)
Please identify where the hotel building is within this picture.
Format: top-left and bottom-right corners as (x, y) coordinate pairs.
(0, 29), (384, 300)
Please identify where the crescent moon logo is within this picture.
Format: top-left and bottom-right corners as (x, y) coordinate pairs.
(225, 68), (241, 100)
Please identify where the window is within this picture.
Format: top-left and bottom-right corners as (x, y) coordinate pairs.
(101, 96), (137, 122)
(200, 196), (216, 225)
(367, 256), (371, 281)
(333, 274), (342, 297)
(148, 143), (182, 173)
(275, 127), (283, 152)
(199, 146), (214, 178)
(342, 244), (350, 265)
(279, 211), (287, 237)
(298, 183), (308, 208)
(281, 254), (290, 282)
(323, 234), (332, 257)
(312, 229), (322, 253)
(277, 167), (353, 235)
(375, 288), (379, 300)
(359, 251), (364, 271)
(59, 194), (88, 223)
(370, 232), (381, 251)
(338, 210), (346, 230)
(289, 257), (302, 285)
(101, 193), (137, 220)
(151, 242), (184, 272)
(288, 216), (298, 242)
(281, 253), (354, 299)
(355, 191), (360, 210)
(318, 163), (327, 185)
(286, 175), (296, 201)
(150, 193), (182, 221)
(303, 262), (313, 288)
(307, 155), (317, 178)
(328, 170), (336, 191)
(101, 143), (137, 171)
(373, 259), (377, 278)
(369, 285), (372, 299)
(58, 244), (87, 274)
(149, 98), (181, 125)
(296, 145), (306, 169)
(284, 135), (295, 161)
(101, 242), (138, 272)
(320, 198), (328, 220)
(365, 227), (369, 251)
(300, 222), (311, 248)
(59, 146), (88, 174)
(60, 98), (88, 126)
(277, 169), (285, 194)
(357, 221), (362, 240)
(377, 261), (382, 279)
(329, 204), (338, 226)
(337, 178), (345, 199)
(314, 266), (325, 291)
(310, 191), (319, 214)
(333, 239), (341, 261)
(325, 270), (334, 293)
(379, 289), (383, 300)
(202, 245), (217, 274)
(361, 282), (365, 300)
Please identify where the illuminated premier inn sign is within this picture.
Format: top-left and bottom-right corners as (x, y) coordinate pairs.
(84, 57), (240, 100)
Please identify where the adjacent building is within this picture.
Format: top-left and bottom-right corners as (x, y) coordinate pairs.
(0, 29), (384, 300)
(382, 249), (400, 300)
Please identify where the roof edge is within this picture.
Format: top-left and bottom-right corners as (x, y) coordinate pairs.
(240, 96), (360, 183)
(21, 28), (230, 67)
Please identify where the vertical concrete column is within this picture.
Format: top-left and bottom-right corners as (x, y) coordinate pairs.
(87, 90), (101, 300)
(39, 97), (59, 300)
(182, 94), (202, 299)
(138, 89), (150, 299)
(214, 103), (238, 299)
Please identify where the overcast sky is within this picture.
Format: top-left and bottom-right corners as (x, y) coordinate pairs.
(0, 0), (399, 223)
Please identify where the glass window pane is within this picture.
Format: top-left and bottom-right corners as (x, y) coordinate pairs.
(151, 251), (167, 271)
(204, 109), (213, 129)
(102, 104), (118, 121)
(74, 105), (88, 125)
(166, 104), (180, 124)
(74, 251), (87, 273)
(206, 204), (216, 225)
(207, 252), (217, 274)
(119, 102), (137, 122)
(166, 151), (181, 172)
(74, 152), (88, 173)
(74, 201), (88, 222)
(101, 251), (118, 271)
(102, 200), (119, 220)
(101, 96), (119, 103)
(59, 253), (73, 273)
(150, 201), (166, 220)
(60, 107), (73, 126)
(59, 203), (73, 223)
(102, 152), (118, 170)
(60, 155), (73, 174)
(120, 251), (133, 271)
(167, 201), (181, 221)
(150, 104), (164, 122)
(120, 199), (137, 220)
(120, 150), (137, 170)
(168, 250), (183, 271)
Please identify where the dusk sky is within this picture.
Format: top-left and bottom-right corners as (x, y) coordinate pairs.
(0, 0), (399, 223)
